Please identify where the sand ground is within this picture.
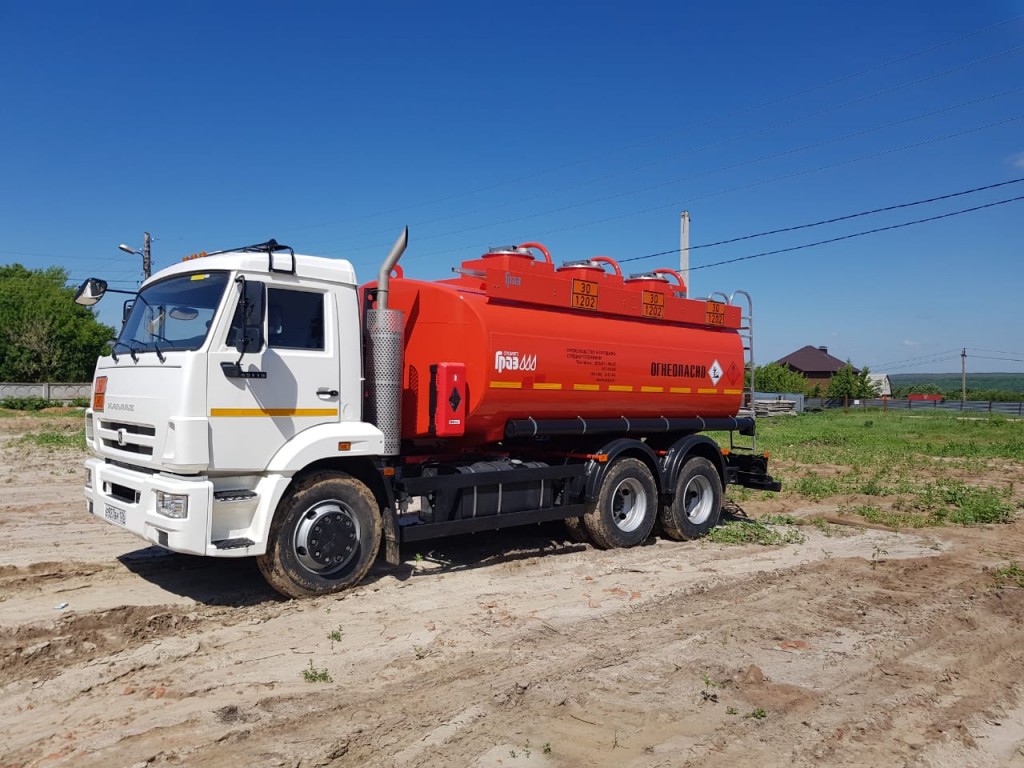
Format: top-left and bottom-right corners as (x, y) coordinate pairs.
(2, 414), (1022, 768)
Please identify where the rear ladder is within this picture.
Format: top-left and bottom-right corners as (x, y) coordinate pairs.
(731, 289), (756, 453)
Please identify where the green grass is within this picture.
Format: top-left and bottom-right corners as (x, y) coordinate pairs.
(706, 519), (806, 546)
(993, 562), (1024, 589)
(758, 410), (1024, 465)
(738, 410), (1023, 530)
(791, 476), (841, 500)
(15, 430), (86, 450)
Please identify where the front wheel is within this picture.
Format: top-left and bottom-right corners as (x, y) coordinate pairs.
(258, 472), (382, 598)
(583, 457), (657, 549)
(660, 457), (723, 541)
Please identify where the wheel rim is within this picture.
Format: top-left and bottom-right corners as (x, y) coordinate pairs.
(610, 477), (648, 532)
(292, 500), (361, 575)
(682, 475), (714, 525)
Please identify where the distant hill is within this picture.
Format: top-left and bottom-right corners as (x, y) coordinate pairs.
(888, 372), (1024, 394)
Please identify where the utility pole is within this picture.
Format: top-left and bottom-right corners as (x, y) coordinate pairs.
(679, 210), (690, 297)
(961, 348), (967, 402)
(119, 233), (153, 281)
(143, 231), (152, 280)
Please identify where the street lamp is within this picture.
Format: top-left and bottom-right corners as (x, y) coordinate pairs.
(119, 232), (152, 280)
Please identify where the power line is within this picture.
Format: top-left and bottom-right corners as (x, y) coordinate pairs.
(968, 347), (1024, 357)
(394, 112), (1024, 268)
(878, 356), (961, 371)
(968, 354), (1024, 363)
(540, 115), (1024, 255)
(869, 348), (964, 369)
(314, 66), (1024, 254)
(628, 193), (1024, 272)
(883, 356), (962, 372)
(623, 177), (1024, 261)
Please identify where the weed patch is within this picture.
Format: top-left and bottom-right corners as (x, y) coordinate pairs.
(302, 661), (332, 683)
(792, 476), (840, 500)
(993, 562), (1024, 589)
(15, 430), (86, 450)
(707, 520), (805, 546)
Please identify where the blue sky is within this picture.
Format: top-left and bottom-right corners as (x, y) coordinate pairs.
(1, 1), (1022, 374)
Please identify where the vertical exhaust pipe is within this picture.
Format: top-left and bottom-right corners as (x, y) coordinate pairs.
(365, 227), (409, 455)
(375, 226), (408, 311)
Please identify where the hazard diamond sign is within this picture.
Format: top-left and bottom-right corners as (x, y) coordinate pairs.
(709, 360), (723, 386)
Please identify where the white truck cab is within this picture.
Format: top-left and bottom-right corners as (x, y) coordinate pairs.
(79, 242), (384, 562)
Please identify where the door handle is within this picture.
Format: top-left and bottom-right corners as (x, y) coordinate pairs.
(317, 387), (339, 398)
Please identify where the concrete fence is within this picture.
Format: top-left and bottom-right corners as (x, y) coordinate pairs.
(0, 382), (91, 402)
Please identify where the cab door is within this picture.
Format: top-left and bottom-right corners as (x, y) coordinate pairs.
(207, 282), (340, 472)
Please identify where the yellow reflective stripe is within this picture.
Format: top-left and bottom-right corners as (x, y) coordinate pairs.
(485, 383), (734, 395)
(210, 408), (338, 417)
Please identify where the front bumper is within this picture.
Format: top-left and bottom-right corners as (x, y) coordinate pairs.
(84, 458), (212, 555)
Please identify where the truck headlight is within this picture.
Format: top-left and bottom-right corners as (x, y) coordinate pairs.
(85, 467), (93, 489)
(155, 491), (188, 519)
(84, 413), (94, 443)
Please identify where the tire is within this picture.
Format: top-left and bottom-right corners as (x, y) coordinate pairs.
(564, 515), (591, 544)
(660, 457), (723, 541)
(257, 472), (382, 598)
(582, 457), (657, 549)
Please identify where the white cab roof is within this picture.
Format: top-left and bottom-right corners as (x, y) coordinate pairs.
(147, 252), (359, 287)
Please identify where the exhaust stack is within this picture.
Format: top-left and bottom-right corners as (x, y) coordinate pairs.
(375, 227), (409, 312)
(365, 227), (409, 455)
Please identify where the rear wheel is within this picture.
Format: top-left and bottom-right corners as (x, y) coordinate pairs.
(583, 457), (657, 549)
(564, 515), (590, 544)
(660, 457), (722, 541)
(258, 472), (382, 598)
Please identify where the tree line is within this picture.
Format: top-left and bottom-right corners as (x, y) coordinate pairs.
(0, 265), (112, 382)
(753, 362), (1024, 401)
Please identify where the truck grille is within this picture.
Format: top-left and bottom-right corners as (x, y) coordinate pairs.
(98, 419), (156, 457)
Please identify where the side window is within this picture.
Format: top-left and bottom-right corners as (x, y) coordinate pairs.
(267, 288), (325, 350)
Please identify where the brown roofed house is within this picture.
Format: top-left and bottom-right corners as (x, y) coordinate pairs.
(775, 346), (858, 392)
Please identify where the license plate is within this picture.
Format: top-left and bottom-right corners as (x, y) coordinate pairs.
(104, 504), (126, 527)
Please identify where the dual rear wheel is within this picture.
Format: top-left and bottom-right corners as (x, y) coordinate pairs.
(569, 455), (723, 548)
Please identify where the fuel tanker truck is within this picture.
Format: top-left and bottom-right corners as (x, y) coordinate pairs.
(74, 228), (780, 598)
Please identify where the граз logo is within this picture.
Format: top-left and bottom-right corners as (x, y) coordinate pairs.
(494, 350), (538, 373)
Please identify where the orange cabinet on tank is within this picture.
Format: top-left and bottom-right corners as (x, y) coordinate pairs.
(376, 246), (747, 447)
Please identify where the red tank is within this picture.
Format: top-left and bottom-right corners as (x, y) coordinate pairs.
(377, 244), (746, 447)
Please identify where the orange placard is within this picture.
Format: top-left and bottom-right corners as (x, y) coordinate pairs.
(93, 375), (107, 412)
(642, 290), (665, 318)
(571, 278), (598, 310)
(705, 301), (726, 326)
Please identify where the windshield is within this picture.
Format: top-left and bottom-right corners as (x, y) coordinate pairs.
(118, 271), (230, 353)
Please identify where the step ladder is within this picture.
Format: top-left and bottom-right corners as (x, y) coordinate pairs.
(729, 289), (756, 453)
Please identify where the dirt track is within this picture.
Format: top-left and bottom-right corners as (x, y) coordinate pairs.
(2, 415), (1023, 768)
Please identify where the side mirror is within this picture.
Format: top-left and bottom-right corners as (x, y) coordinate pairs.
(235, 276), (266, 354)
(122, 299), (135, 323)
(74, 278), (108, 306)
